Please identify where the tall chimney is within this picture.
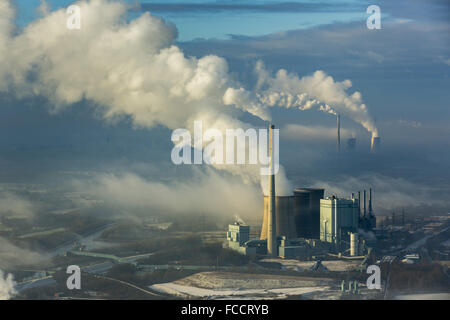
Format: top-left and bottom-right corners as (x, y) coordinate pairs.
(371, 136), (381, 152)
(369, 188), (373, 216)
(337, 114), (341, 152)
(267, 124), (277, 257)
(358, 191), (361, 217)
(363, 190), (366, 218)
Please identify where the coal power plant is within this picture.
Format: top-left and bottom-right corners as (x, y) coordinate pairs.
(229, 124), (379, 260)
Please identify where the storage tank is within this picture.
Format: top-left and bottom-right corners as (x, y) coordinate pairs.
(293, 188), (324, 239)
(260, 196), (296, 240)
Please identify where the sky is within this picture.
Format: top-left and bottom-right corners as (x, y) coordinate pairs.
(1, 0), (449, 216)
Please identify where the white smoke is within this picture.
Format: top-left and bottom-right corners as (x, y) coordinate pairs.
(0, 192), (35, 219)
(73, 168), (264, 220)
(254, 61), (379, 138)
(0, 0), (378, 198)
(0, 0), (292, 191)
(0, 270), (17, 300)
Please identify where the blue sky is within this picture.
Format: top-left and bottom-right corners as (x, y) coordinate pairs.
(16, 0), (380, 41)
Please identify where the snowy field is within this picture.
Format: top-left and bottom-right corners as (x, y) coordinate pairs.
(149, 271), (337, 299)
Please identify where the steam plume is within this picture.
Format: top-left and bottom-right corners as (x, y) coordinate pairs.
(254, 61), (379, 138)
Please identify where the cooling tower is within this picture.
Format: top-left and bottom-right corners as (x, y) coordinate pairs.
(293, 188), (324, 239)
(371, 136), (381, 152)
(260, 196), (296, 240)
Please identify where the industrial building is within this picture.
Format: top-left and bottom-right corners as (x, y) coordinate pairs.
(319, 195), (359, 252)
(293, 188), (324, 239)
(227, 222), (266, 255)
(226, 125), (377, 259)
(260, 196), (296, 240)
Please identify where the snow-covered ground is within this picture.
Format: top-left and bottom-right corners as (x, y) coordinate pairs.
(260, 258), (361, 272)
(149, 271), (336, 299)
(150, 282), (332, 299)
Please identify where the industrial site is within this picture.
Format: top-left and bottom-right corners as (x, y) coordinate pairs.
(1, 0), (449, 304)
(0, 125), (448, 301)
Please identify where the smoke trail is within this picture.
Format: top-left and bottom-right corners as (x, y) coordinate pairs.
(254, 61), (379, 138)
(0, 0), (282, 188)
(0, 270), (17, 300)
(0, 0), (376, 196)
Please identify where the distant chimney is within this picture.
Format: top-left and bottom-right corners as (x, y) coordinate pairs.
(337, 114), (341, 152)
(358, 191), (361, 217)
(363, 190), (366, 218)
(267, 124), (277, 257)
(369, 188), (373, 216)
(371, 136), (381, 152)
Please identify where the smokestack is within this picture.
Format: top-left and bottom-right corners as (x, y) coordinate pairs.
(337, 114), (341, 152)
(371, 136), (381, 152)
(363, 190), (366, 218)
(267, 124), (277, 257)
(369, 188), (373, 216)
(358, 191), (361, 217)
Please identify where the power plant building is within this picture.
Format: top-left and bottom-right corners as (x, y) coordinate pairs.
(227, 223), (266, 255)
(260, 196), (296, 240)
(294, 188), (324, 239)
(320, 196), (359, 250)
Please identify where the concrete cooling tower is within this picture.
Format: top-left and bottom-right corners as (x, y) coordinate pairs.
(293, 188), (324, 239)
(260, 196), (296, 240)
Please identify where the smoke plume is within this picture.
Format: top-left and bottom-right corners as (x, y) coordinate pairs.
(254, 61), (379, 138)
(0, 0), (378, 197)
(0, 270), (17, 300)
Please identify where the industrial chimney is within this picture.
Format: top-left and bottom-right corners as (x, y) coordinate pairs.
(369, 188), (373, 216)
(358, 191), (361, 217)
(337, 114), (341, 152)
(267, 124), (277, 257)
(363, 190), (366, 218)
(371, 136), (381, 152)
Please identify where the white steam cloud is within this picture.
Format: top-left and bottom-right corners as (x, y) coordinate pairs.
(0, 237), (46, 269)
(0, 0), (378, 198)
(0, 270), (16, 300)
(254, 61), (379, 138)
(0, 192), (35, 219)
(73, 168), (263, 220)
